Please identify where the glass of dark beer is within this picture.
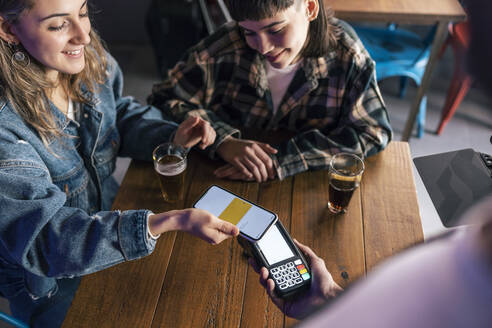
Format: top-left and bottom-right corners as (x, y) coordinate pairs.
(327, 153), (365, 214)
(152, 143), (187, 203)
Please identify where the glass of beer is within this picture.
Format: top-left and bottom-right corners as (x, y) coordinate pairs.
(327, 153), (365, 214)
(152, 143), (187, 203)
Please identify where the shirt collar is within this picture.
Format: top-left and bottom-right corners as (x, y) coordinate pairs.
(252, 55), (328, 96)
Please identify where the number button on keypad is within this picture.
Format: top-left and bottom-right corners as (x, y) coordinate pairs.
(270, 260), (309, 291)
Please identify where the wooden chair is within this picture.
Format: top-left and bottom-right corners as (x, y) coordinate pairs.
(353, 24), (437, 138)
(436, 21), (471, 135)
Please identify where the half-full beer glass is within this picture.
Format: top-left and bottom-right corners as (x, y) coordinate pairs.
(327, 153), (364, 214)
(152, 143), (187, 203)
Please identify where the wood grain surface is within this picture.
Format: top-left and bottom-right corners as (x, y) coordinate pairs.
(326, 0), (466, 23)
(63, 142), (423, 327)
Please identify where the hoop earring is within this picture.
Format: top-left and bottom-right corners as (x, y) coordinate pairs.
(11, 44), (30, 68)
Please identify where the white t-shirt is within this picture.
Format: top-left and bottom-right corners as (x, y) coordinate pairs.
(66, 97), (74, 121)
(265, 60), (302, 116)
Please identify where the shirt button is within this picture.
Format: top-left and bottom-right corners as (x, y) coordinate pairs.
(84, 113), (89, 119)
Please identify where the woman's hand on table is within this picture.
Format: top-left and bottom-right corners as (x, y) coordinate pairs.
(173, 116), (216, 149)
(249, 239), (343, 319)
(214, 164), (256, 181)
(148, 208), (239, 244)
(215, 137), (278, 182)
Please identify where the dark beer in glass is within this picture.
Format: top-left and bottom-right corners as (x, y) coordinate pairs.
(327, 153), (364, 214)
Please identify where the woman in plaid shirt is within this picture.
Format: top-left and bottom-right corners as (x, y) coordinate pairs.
(149, 0), (392, 181)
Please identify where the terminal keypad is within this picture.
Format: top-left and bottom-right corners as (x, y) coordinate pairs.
(270, 259), (310, 290)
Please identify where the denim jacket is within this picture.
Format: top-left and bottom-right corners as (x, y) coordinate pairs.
(0, 53), (177, 300)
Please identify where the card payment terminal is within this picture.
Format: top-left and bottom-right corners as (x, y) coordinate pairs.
(238, 220), (312, 299)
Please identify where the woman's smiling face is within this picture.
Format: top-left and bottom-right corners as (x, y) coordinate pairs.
(238, 0), (318, 68)
(10, 0), (91, 81)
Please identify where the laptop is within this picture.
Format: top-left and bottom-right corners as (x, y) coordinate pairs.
(413, 149), (492, 228)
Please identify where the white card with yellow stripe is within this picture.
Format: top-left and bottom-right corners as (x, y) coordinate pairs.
(194, 185), (277, 240)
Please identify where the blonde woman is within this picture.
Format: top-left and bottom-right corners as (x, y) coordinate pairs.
(0, 0), (238, 326)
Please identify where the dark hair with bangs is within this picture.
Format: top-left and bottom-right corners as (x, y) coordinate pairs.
(224, 0), (339, 57)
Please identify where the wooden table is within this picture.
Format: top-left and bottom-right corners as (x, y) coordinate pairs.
(326, 0), (466, 140)
(63, 142), (423, 327)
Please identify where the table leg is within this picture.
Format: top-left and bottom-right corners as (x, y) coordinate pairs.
(401, 21), (449, 141)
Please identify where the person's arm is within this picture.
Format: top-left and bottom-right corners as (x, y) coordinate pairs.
(172, 116), (216, 150)
(96, 54), (214, 160)
(148, 208), (239, 245)
(250, 239), (343, 319)
(271, 61), (392, 179)
(213, 61), (391, 181)
(214, 137), (278, 182)
(0, 140), (151, 277)
(0, 135), (236, 279)
(147, 47), (241, 159)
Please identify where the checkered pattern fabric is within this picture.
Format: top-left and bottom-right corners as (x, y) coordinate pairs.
(149, 19), (392, 179)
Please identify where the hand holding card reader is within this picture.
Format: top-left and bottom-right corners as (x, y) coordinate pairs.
(238, 220), (312, 299)
(194, 185), (311, 298)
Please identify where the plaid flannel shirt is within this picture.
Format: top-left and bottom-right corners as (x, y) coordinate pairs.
(149, 19), (392, 179)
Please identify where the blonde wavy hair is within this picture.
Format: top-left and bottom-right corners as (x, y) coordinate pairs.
(0, 0), (108, 146)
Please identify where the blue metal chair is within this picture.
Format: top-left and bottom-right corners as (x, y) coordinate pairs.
(353, 24), (437, 138)
(0, 311), (29, 328)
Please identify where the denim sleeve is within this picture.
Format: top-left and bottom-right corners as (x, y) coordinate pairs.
(0, 139), (155, 278)
(106, 54), (180, 161)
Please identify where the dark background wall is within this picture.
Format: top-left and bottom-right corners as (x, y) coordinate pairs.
(92, 0), (153, 43)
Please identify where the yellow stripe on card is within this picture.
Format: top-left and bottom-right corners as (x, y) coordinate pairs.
(218, 197), (252, 225)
